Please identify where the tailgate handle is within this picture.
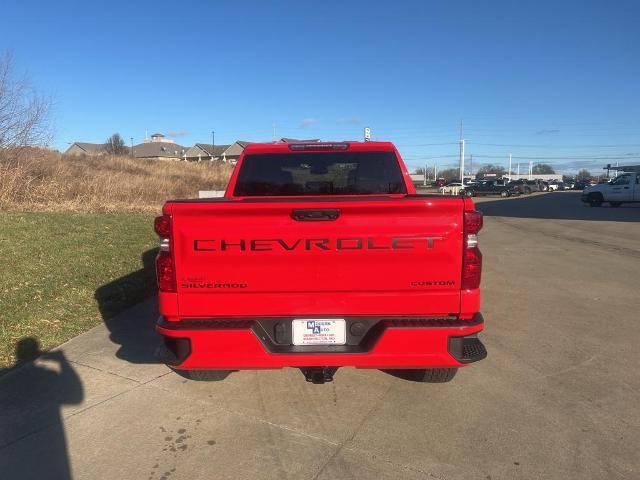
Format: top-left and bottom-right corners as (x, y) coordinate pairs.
(291, 209), (340, 221)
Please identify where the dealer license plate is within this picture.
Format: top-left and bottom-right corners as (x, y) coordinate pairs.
(292, 319), (346, 346)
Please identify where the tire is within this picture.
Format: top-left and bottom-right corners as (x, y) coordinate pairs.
(500, 190), (509, 197)
(465, 190), (474, 197)
(588, 193), (603, 207)
(610, 202), (622, 207)
(524, 187), (531, 194)
(384, 368), (458, 383)
(176, 369), (233, 381)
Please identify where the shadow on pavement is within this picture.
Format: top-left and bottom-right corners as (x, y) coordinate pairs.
(0, 338), (83, 479)
(94, 248), (161, 364)
(476, 191), (640, 222)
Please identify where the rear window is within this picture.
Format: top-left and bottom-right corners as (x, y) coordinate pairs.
(233, 151), (407, 196)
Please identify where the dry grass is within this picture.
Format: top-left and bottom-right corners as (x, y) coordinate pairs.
(0, 148), (233, 212)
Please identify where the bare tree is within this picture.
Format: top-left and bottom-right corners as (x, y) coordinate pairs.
(438, 168), (461, 181)
(104, 133), (128, 155)
(477, 164), (506, 176)
(0, 52), (52, 149)
(532, 163), (556, 174)
(576, 169), (592, 181)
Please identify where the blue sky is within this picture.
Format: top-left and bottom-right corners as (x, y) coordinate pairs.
(2, 0), (639, 173)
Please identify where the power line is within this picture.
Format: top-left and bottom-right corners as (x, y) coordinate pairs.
(396, 142), (459, 146)
(467, 142), (640, 148)
(472, 154), (640, 160)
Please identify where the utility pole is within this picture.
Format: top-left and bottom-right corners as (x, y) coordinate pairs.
(459, 120), (465, 183)
(211, 131), (215, 160)
(424, 163), (427, 186)
(508, 153), (512, 180)
(517, 163), (520, 176)
(130, 137), (134, 157)
(434, 163), (438, 181)
(528, 161), (533, 180)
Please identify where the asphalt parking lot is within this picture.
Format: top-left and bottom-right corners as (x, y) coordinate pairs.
(1, 191), (639, 480)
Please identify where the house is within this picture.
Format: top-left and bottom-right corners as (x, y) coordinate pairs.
(145, 133), (173, 144)
(64, 142), (106, 156)
(132, 142), (187, 160)
(183, 143), (231, 162)
(65, 134), (253, 163)
(132, 132), (187, 160)
(218, 141), (251, 164)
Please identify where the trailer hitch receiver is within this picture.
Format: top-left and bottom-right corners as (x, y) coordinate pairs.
(300, 367), (339, 384)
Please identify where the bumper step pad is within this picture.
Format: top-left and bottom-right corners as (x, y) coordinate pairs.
(448, 336), (487, 363)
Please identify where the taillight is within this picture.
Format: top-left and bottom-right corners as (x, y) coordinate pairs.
(462, 210), (483, 290)
(154, 215), (171, 238)
(462, 247), (482, 290)
(156, 250), (176, 292)
(464, 211), (483, 234)
(154, 214), (176, 292)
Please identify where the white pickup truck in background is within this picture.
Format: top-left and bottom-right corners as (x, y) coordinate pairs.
(582, 172), (640, 207)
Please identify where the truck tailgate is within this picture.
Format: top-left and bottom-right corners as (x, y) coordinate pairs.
(168, 197), (464, 317)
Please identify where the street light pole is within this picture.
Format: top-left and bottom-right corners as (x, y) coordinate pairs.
(459, 120), (465, 183)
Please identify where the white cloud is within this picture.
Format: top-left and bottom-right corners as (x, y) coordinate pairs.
(337, 116), (362, 125)
(300, 118), (320, 128)
(166, 130), (188, 138)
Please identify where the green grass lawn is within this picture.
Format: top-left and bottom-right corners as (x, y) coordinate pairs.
(0, 212), (158, 369)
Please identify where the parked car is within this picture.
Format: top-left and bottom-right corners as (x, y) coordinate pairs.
(508, 179), (539, 194)
(573, 181), (588, 190)
(435, 178), (446, 187)
(548, 181), (565, 191)
(154, 140), (487, 383)
(465, 180), (518, 197)
(439, 182), (468, 195)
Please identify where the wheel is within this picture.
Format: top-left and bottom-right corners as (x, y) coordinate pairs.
(588, 193), (603, 207)
(610, 202), (622, 207)
(175, 369), (233, 381)
(383, 368), (458, 383)
(500, 190), (509, 197)
(465, 190), (474, 197)
(524, 188), (531, 194)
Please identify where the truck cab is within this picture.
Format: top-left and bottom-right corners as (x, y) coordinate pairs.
(582, 172), (640, 207)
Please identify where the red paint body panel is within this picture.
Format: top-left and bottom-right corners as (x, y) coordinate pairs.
(156, 141), (484, 370)
(157, 320), (483, 369)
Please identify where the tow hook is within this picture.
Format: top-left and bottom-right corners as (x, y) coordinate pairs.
(300, 367), (339, 384)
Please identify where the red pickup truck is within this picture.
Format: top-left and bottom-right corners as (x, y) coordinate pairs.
(155, 141), (486, 383)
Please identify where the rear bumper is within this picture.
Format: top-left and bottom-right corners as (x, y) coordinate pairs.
(156, 313), (486, 370)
